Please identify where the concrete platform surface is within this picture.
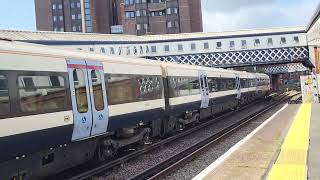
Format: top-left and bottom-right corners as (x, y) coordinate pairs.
(308, 103), (320, 180)
(193, 104), (300, 180)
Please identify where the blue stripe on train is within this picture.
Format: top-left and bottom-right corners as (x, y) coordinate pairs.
(107, 108), (165, 131)
(0, 125), (73, 163)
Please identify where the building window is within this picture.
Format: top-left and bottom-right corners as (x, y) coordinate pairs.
(78, 14), (82, 19)
(60, 27), (64, 31)
(59, 16), (63, 21)
(144, 24), (148, 30)
(254, 39), (260, 46)
(125, 11), (135, 19)
(229, 41), (235, 49)
(293, 36), (299, 44)
(178, 44), (184, 52)
(280, 37), (286, 45)
(86, 26), (92, 33)
(77, 2), (81, 8)
(151, 46), (157, 53)
(100, 47), (106, 53)
(72, 14), (76, 20)
(150, 0), (164, 3)
(136, 0), (147, 3)
(137, 24), (141, 30)
(71, 2), (75, 8)
(204, 42), (209, 50)
(216, 42), (222, 49)
(267, 38), (273, 46)
(125, 0), (135, 5)
(150, 11), (165, 17)
(136, 24), (148, 30)
(167, 21), (179, 28)
(52, 4), (56, 10)
(72, 26), (77, 31)
(58, 4), (63, 9)
(191, 43), (196, 50)
(241, 40), (247, 49)
(167, 7), (178, 15)
(164, 45), (170, 52)
(89, 48), (94, 52)
(53, 16), (57, 22)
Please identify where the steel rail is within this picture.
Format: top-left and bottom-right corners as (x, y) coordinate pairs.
(56, 94), (287, 180)
(129, 93), (297, 180)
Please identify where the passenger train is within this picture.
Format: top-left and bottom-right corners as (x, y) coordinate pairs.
(0, 40), (270, 179)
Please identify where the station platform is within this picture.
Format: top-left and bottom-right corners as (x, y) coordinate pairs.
(193, 102), (320, 180)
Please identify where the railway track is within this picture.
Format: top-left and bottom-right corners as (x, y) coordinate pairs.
(52, 93), (297, 180)
(129, 92), (299, 180)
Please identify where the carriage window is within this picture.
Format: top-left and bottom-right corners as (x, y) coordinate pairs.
(169, 77), (200, 97)
(240, 79), (249, 88)
(106, 74), (163, 105)
(0, 75), (10, 115)
(91, 70), (104, 111)
(208, 77), (219, 92)
(226, 78), (236, 90)
(73, 69), (88, 113)
(18, 74), (67, 113)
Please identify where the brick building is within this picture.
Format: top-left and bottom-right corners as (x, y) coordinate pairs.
(121, 0), (203, 35)
(34, 0), (121, 33)
(34, 0), (203, 35)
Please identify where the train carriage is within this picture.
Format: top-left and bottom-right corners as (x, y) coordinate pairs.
(0, 40), (270, 179)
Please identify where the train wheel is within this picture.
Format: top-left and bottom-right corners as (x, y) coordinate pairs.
(96, 145), (117, 161)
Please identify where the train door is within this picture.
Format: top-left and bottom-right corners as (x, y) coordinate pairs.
(67, 60), (109, 141)
(199, 71), (209, 108)
(235, 75), (241, 99)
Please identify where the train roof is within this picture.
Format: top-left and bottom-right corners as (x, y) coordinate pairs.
(0, 40), (268, 78)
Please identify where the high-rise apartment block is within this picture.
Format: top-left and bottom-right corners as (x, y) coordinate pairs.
(34, 0), (203, 35)
(121, 0), (203, 35)
(35, 0), (121, 33)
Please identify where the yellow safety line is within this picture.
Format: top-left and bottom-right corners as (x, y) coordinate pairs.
(267, 103), (311, 180)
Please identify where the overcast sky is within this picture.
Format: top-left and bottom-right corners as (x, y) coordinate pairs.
(202, 0), (320, 32)
(0, 0), (319, 32)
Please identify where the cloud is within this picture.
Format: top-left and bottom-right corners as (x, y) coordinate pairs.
(202, 0), (276, 13)
(202, 0), (320, 32)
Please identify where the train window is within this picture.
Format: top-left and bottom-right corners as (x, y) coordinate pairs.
(106, 74), (163, 105)
(240, 79), (249, 88)
(73, 69), (89, 113)
(207, 77), (219, 92)
(204, 42), (209, 50)
(164, 45), (170, 52)
(178, 44), (184, 52)
(91, 70), (104, 111)
(18, 74), (68, 113)
(169, 77), (200, 98)
(100, 47), (106, 53)
(50, 76), (61, 87)
(0, 74), (10, 115)
(151, 46), (157, 53)
(23, 77), (35, 89)
(110, 47), (115, 54)
(226, 78), (236, 90)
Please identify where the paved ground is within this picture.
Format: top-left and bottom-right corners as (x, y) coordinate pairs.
(308, 103), (320, 180)
(196, 104), (300, 180)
